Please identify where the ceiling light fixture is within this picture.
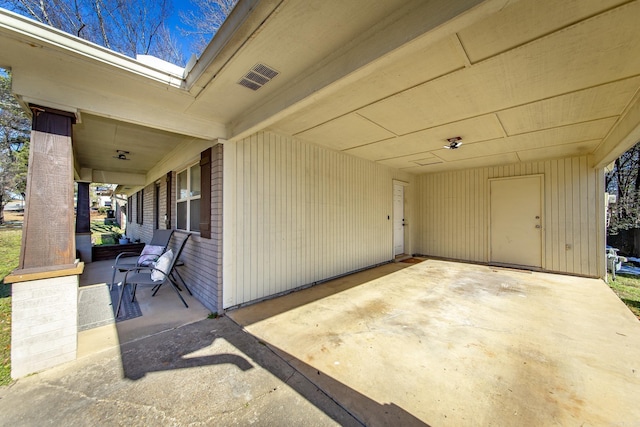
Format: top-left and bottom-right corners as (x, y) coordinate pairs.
(113, 150), (130, 160)
(444, 136), (462, 149)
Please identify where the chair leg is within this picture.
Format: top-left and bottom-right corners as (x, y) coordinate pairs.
(151, 282), (162, 296)
(110, 267), (118, 291)
(115, 281), (127, 317)
(168, 279), (189, 308)
(172, 269), (192, 295)
(130, 283), (137, 302)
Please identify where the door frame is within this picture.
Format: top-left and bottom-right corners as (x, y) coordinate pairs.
(392, 179), (409, 257)
(487, 174), (545, 269)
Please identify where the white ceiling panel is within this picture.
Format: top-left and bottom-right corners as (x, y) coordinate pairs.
(432, 118), (616, 162)
(344, 115), (505, 161)
(458, 0), (628, 63)
(517, 140), (600, 163)
(358, 3), (640, 136)
(295, 113), (395, 151)
(497, 77), (640, 136)
(270, 35), (466, 136)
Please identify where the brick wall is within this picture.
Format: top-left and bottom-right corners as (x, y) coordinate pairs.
(171, 144), (223, 313)
(125, 185), (156, 243)
(125, 144), (223, 313)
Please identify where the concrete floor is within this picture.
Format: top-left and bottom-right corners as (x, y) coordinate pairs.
(228, 259), (640, 426)
(78, 259), (211, 356)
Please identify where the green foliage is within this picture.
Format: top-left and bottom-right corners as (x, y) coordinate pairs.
(0, 229), (21, 282)
(608, 273), (640, 319)
(91, 221), (123, 245)
(0, 228), (21, 386)
(0, 287), (11, 386)
(606, 142), (640, 235)
(0, 71), (30, 224)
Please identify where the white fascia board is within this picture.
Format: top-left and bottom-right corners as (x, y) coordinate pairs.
(0, 8), (185, 88)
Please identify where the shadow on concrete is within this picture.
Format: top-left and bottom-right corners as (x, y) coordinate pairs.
(262, 344), (430, 427)
(117, 316), (429, 426)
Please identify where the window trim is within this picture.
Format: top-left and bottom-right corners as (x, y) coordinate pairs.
(175, 162), (201, 233)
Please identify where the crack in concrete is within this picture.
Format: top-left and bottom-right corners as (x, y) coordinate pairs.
(35, 380), (181, 424)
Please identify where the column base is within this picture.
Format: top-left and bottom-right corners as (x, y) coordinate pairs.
(76, 232), (93, 263)
(6, 263), (83, 378)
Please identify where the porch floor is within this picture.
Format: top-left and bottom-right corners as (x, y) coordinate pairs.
(77, 259), (210, 356)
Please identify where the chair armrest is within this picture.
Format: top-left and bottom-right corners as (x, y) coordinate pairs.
(114, 251), (143, 264)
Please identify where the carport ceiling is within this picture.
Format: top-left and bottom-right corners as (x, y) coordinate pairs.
(266, 0), (640, 173)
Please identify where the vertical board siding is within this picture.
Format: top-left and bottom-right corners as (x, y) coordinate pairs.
(225, 132), (399, 307)
(416, 156), (603, 277)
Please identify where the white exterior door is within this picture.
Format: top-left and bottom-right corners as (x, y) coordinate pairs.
(490, 175), (543, 268)
(393, 184), (405, 256)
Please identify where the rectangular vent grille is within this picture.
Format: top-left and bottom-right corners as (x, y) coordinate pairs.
(414, 158), (443, 166)
(238, 63), (279, 91)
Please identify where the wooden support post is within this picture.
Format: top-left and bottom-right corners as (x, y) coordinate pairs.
(19, 106), (76, 269)
(75, 181), (92, 262)
(75, 182), (90, 233)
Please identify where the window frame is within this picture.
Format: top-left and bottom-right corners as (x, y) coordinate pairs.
(175, 162), (201, 233)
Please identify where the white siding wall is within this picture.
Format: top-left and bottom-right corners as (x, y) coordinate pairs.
(223, 131), (411, 308)
(416, 156), (605, 277)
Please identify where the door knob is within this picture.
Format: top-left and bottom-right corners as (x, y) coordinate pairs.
(535, 225), (541, 229)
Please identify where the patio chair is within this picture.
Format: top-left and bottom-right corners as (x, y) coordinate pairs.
(115, 233), (191, 318)
(110, 229), (174, 290)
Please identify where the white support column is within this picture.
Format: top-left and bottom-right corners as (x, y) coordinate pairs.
(8, 271), (81, 378)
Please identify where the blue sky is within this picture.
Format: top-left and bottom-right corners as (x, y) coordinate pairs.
(167, 0), (201, 63)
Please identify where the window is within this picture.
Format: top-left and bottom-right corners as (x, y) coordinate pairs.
(176, 163), (200, 232)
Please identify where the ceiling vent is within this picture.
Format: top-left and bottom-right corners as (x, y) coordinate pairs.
(238, 63), (279, 91)
(413, 158), (443, 166)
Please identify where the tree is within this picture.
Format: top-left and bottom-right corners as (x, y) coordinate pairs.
(0, 71), (30, 224)
(606, 141), (640, 234)
(179, 0), (238, 57)
(0, 0), (184, 65)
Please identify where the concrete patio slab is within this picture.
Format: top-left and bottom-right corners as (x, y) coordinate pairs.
(0, 316), (359, 426)
(2, 259), (639, 426)
(228, 259), (640, 426)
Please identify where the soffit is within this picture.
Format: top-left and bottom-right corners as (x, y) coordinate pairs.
(185, 0), (411, 122)
(73, 113), (206, 176)
(268, 0), (640, 173)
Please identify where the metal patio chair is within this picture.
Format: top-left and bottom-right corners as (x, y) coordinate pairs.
(110, 229), (174, 290)
(115, 233), (191, 318)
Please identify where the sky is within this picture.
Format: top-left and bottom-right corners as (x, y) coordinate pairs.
(167, 0), (200, 64)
